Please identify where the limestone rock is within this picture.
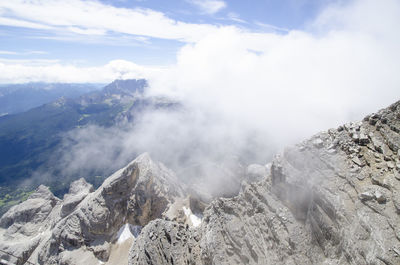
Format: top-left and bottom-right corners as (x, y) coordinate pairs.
(2, 100), (400, 265)
(129, 100), (400, 265)
(0, 185), (60, 265)
(0, 185), (59, 235)
(128, 219), (202, 265)
(0, 153), (190, 265)
(60, 178), (94, 217)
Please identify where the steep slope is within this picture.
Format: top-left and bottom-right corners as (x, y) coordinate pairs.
(129, 100), (400, 265)
(0, 153), (197, 265)
(1, 100), (400, 265)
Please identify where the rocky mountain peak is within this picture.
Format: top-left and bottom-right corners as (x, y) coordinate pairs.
(0, 183), (59, 246)
(66, 178), (94, 195)
(61, 178), (94, 218)
(1, 100), (400, 264)
(129, 100), (400, 265)
(27, 185), (57, 201)
(103, 79), (147, 97)
(0, 152), (194, 264)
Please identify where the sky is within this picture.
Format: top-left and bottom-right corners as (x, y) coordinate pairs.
(0, 0), (399, 120)
(0, 0), (340, 71)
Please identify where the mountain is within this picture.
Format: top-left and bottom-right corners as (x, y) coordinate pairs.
(0, 79), (176, 215)
(0, 83), (103, 116)
(1, 100), (399, 264)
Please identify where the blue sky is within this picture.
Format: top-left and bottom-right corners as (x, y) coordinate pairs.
(0, 0), (340, 67)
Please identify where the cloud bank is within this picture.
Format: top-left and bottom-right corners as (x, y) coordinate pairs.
(0, 60), (160, 84)
(146, 0), (400, 143)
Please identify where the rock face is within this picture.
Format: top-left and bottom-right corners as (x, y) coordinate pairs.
(0, 153), (193, 264)
(127, 100), (400, 265)
(60, 178), (94, 217)
(1, 100), (400, 264)
(0, 185), (60, 265)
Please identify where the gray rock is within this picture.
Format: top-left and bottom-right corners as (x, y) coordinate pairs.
(374, 190), (386, 203)
(0, 153), (190, 265)
(60, 178), (94, 217)
(312, 138), (324, 148)
(2, 100), (400, 265)
(129, 100), (400, 265)
(359, 133), (369, 145)
(359, 191), (374, 201)
(0, 185), (60, 265)
(128, 219), (202, 265)
(352, 156), (365, 167)
(0, 185), (59, 233)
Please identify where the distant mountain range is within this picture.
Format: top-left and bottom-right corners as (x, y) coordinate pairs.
(0, 79), (176, 214)
(0, 82), (103, 115)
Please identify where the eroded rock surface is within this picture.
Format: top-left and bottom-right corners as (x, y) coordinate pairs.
(128, 100), (400, 265)
(1, 100), (400, 265)
(60, 178), (94, 217)
(0, 153), (195, 264)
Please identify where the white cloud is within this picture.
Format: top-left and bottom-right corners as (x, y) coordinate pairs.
(0, 58), (59, 65)
(0, 16), (53, 30)
(187, 0), (227, 14)
(27, 50), (48, 55)
(147, 0), (400, 147)
(226, 12), (247, 24)
(0, 50), (48, 55)
(0, 51), (17, 55)
(1, 0), (399, 132)
(255, 21), (289, 32)
(66, 26), (107, 36)
(32, 32), (151, 46)
(25, 0), (400, 194)
(0, 59), (160, 83)
(0, 0), (221, 42)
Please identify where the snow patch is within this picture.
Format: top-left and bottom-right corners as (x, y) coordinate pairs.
(183, 206), (202, 227)
(117, 224), (133, 244)
(116, 224), (142, 244)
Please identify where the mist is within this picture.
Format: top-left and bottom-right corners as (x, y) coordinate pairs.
(39, 0), (400, 196)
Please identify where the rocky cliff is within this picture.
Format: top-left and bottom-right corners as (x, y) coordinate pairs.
(1, 100), (400, 265)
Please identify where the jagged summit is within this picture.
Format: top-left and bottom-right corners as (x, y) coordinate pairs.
(103, 79), (147, 96)
(1, 100), (400, 264)
(0, 153), (198, 264)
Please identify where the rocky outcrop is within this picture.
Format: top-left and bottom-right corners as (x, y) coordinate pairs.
(128, 100), (400, 265)
(0, 185), (60, 265)
(60, 178), (94, 217)
(128, 219), (203, 265)
(0, 185), (59, 234)
(1, 100), (400, 265)
(0, 153), (195, 264)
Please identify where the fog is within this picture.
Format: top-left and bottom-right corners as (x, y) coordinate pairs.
(38, 0), (400, 194)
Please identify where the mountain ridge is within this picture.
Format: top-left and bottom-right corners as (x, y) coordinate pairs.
(0, 79), (177, 216)
(0, 82), (103, 116)
(0, 99), (399, 264)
